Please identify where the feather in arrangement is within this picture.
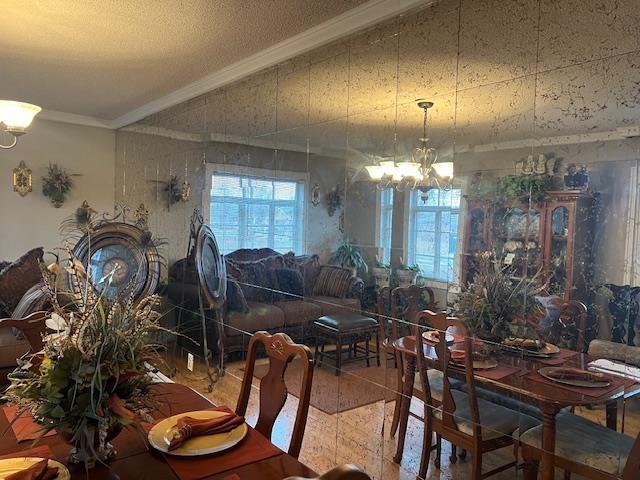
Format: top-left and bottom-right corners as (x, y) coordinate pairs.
(4, 249), (172, 469)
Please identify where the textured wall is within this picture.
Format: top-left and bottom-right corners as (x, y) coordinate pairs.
(0, 120), (115, 262)
(115, 0), (640, 287)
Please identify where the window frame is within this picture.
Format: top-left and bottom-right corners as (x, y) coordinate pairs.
(203, 163), (308, 255)
(405, 187), (462, 283)
(376, 187), (394, 265)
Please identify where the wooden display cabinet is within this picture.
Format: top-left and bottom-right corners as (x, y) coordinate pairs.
(461, 190), (596, 302)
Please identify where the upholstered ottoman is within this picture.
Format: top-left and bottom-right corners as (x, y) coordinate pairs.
(313, 313), (380, 375)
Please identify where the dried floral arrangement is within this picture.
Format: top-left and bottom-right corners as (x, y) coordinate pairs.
(164, 175), (183, 207)
(42, 163), (76, 208)
(452, 251), (546, 343)
(4, 254), (167, 469)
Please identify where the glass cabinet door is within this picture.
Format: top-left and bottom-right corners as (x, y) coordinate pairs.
(492, 207), (527, 276)
(549, 206), (569, 295)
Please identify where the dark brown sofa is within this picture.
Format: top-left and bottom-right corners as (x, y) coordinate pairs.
(168, 247), (364, 360)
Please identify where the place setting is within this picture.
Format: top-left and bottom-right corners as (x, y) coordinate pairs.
(0, 457), (69, 480)
(146, 401), (283, 480)
(148, 407), (247, 456)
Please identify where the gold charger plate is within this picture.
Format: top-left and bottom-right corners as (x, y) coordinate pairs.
(451, 358), (498, 370)
(0, 457), (69, 480)
(538, 367), (611, 388)
(148, 410), (248, 457)
(422, 330), (455, 344)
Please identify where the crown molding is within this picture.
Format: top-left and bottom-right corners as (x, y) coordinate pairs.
(110, 0), (430, 129)
(39, 109), (115, 129)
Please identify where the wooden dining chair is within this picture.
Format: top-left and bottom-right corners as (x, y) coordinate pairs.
(0, 310), (48, 387)
(536, 295), (588, 352)
(415, 310), (538, 480)
(388, 285), (435, 437)
(521, 412), (640, 480)
(236, 331), (314, 459)
(283, 464), (372, 480)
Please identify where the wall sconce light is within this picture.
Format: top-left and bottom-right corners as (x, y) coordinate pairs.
(0, 100), (42, 149)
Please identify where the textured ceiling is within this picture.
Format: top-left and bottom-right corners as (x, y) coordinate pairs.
(0, 0), (368, 120)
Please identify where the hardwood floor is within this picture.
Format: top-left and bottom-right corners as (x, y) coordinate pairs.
(163, 354), (640, 479)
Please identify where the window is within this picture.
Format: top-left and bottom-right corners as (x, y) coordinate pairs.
(208, 171), (306, 254)
(407, 188), (461, 282)
(378, 188), (394, 265)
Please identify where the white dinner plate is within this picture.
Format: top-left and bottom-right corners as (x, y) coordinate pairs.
(148, 410), (248, 457)
(0, 457), (69, 480)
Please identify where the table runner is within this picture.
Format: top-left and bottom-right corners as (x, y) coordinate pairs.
(162, 425), (282, 480)
(526, 372), (636, 398)
(0, 445), (53, 461)
(476, 365), (523, 380)
(2, 406), (56, 443)
(535, 348), (580, 366)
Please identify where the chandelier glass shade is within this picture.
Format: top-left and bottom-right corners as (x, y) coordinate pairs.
(0, 100), (42, 149)
(364, 100), (453, 194)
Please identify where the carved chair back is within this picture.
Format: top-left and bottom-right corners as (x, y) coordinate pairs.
(414, 310), (481, 437)
(236, 331), (314, 458)
(284, 464), (372, 480)
(389, 285), (435, 342)
(0, 311), (49, 387)
(537, 295), (588, 352)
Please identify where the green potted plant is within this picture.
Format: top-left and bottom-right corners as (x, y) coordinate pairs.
(372, 256), (391, 288)
(397, 258), (421, 287)
(330, 236), (368, 275)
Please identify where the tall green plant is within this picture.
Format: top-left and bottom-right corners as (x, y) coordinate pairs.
(330, 236), (368, 273)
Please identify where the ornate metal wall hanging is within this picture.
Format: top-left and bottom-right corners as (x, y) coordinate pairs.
(12, 161), (32, 197)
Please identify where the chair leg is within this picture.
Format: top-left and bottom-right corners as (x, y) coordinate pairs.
(471, 447), (482, 480)
(365, 335), (371, 367)
(450, 443), (457, 464)
(522, 459), (539, 480)
(564, 470), (571, 480)
(434, 434), (442, 469)
(335, 337), (342, 376)
(390, 351), (404, 437)
(418, 416), (433, 479)
(375, 332), (381, 367)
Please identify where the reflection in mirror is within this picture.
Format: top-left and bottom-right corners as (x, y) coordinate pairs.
(103, 0), (640, 478)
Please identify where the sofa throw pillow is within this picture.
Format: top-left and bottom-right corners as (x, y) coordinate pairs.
(275, 268), (304, 300)
(226, 279), (249, 313)
(0, 247), (44, 314)
(312, 265), (353, 299)
(11, 282), (50, 319)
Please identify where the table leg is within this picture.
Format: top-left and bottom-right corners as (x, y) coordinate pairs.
(540, 407), (559, 480)
(393, 354), (415, 464)
(606, 400), (618, 431)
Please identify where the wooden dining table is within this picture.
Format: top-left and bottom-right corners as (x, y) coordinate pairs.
(0, 382), (316, 480)
(392, 335), (640, 480)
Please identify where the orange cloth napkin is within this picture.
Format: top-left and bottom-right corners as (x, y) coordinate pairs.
(5, 458), (58, 480)
(168, 406), (245, 451)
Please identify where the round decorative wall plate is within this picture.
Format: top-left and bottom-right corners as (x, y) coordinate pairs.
(72, 222), (160, 301)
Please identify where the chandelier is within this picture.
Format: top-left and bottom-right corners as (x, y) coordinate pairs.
(0, 100), (42, 149)
(365, 100), (453, 200)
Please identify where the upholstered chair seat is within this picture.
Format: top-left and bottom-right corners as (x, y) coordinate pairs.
(520, 412), (634, 476)
(433, 389), (540, 441)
